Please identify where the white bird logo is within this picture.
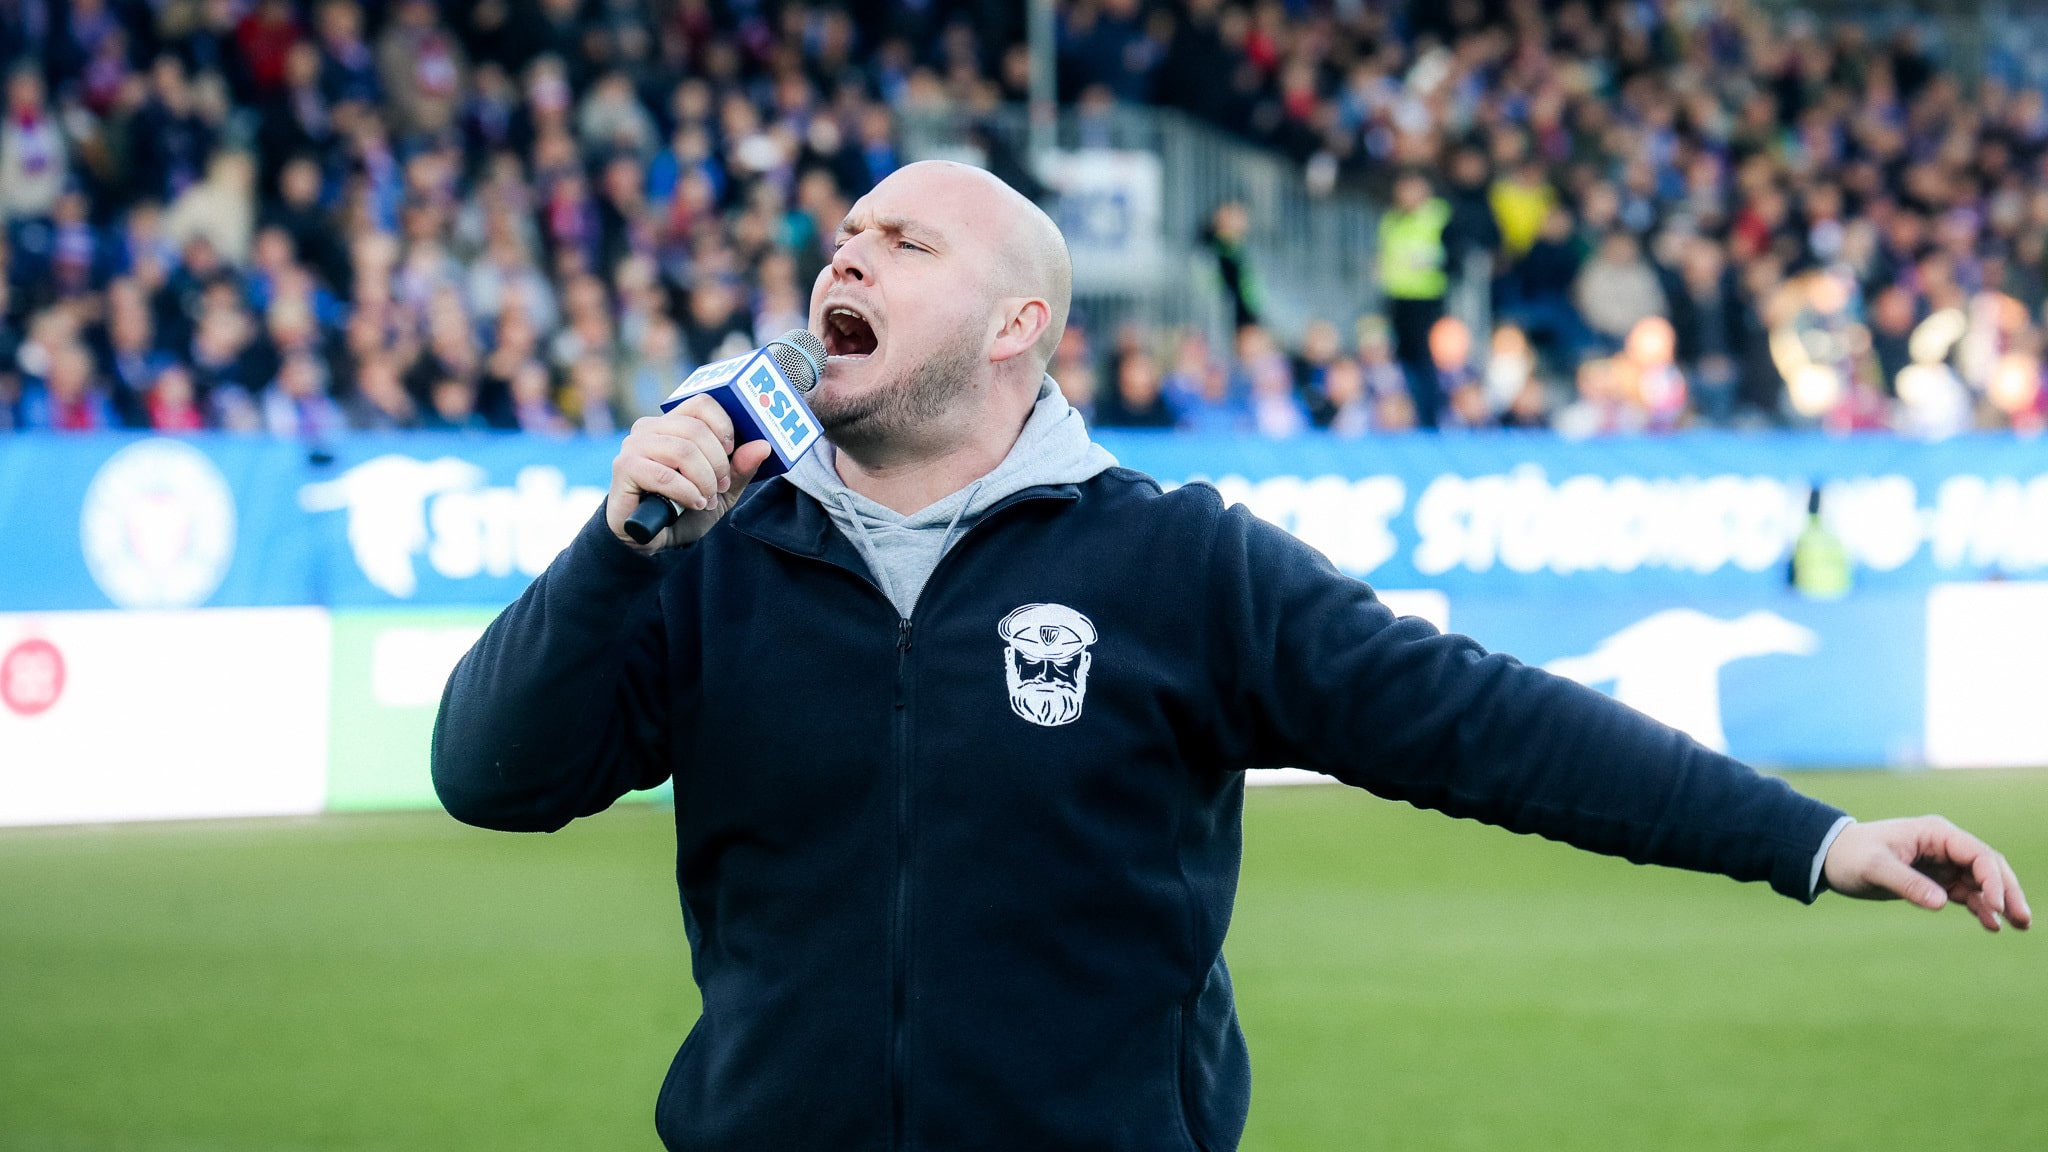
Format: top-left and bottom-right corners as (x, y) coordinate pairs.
(1545, 609), (1819, 752)
(300, 456), (486, 598)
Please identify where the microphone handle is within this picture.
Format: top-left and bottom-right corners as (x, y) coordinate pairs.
(623, 492), (679, 545)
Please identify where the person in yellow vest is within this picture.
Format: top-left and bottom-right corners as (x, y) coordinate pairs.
(1379, 170), (1452, 428)
(1790, 486), (1852, 599)
(1489, 158), (1557, 260)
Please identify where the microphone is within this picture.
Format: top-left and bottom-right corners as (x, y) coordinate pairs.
(623, 328), (829, 546)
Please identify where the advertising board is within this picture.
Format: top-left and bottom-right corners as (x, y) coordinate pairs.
(0, 607), (330, 825)
(2, 434), (2044, 809)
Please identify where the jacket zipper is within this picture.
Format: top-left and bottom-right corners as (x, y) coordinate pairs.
(889, 615), (914, 1149)
(728, 485), (1081, 1150)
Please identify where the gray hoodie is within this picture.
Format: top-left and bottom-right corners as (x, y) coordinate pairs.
(785, 374), (1118, 617)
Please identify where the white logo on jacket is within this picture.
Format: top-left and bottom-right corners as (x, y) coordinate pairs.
(999, 603), (1097, 727)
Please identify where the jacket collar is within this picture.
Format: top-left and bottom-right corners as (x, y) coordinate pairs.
(725, 474), (1084, 570)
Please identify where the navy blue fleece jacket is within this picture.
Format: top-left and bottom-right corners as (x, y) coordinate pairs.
(432, 467), (1847, 1152)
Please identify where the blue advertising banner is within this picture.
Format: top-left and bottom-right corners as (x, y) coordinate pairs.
(1105, 432), (2048, 598)
(299, 436), (612, 607)
(5, 431), (2047, 610)
(0, 434), (316, 611)
(3, 431), (2045, 769)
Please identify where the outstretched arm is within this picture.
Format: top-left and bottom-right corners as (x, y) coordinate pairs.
(1212, 500), (2027, 921)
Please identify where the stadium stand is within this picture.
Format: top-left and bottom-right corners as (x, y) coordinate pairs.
(0, 0), (2044, 436)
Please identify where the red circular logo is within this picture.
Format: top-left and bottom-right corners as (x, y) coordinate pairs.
(756, 393), (772, 407)
(1, 638), (65, 717)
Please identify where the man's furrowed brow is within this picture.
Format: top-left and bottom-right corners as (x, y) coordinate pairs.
(839, 213), (946, 250)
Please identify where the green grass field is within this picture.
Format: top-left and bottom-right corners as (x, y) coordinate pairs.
(3, 770), (2043, 1151)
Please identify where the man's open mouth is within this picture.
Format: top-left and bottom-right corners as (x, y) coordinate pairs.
(825, 307), (878, 358)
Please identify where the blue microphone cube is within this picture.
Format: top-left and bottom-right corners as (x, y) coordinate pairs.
(660, 347), (826, 479)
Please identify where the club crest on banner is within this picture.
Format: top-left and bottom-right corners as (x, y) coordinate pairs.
(998, 603), (1097, 727)
(78, 438), (237, 610)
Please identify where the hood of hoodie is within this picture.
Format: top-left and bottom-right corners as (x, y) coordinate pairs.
(784, 373), (1118, 616)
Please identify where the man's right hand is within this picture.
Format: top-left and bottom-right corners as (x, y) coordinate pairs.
(607, 395), (776, 554)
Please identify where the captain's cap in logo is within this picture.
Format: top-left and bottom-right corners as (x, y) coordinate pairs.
(999, 603), (1096, 661)
(79, 438), (237, 609)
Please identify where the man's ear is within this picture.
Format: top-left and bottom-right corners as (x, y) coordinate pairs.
(989, 297), (1052, 364)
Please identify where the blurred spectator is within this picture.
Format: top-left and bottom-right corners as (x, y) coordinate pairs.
(579, 72), (658, 159)
(345, 356), (418, 430)
(147, 365), (208, 432)
(508, 359), (569, 434)
(163, 152), (256, 266)
(1160, 328), (1215, 414)
(1096, 348), (1177, 428)
(1668, 239), (1745, 424)
(1442, 147), (1501, 281)
(1379, 171), (1451, 428)
(1574, 233), (1669, 353)
(131, 56), (216, 206)
(263, 352), (346, 439)
(99, 281), (169, 425)
(1499, 376), (1552, 430)
(0, 69), (62, 223)
(238, 0), (305, 100)
(1868, 286), (1920, 397)
(1374, 393), (1418, 433)
(1498, 206), (1591, 366)
(1620, 318), (1689, 433)
(1204, 202), (1261, 328)
(1175, 334), (1247, 435)
(566, 352), (620, 436)
(315, 0), (379, 106)
(1490, 159), (1555, 264)
(1051, 326), (1098, 422)
(1431, 318), (1489, 430)
(378, 0), (467, 141)
(1484, 325), (1543, 426)
(21, 345), (116, 431)
(1320, 357), (1371, 436)
(1232, 325), (1305, 437)
(622, 317), (685, 419)
(1790, 488), (1852, 600)
(1290, 318), (1343, 426)
(1352, 317), (1408, 402)
(421, 375), (483, 432)
(681, 279), (753, 367)
(1894, 309), (1974, 439)
(1554, 358), (1646, 439)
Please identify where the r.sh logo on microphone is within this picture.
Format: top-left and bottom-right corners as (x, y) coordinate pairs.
(747, 362), (813, 448)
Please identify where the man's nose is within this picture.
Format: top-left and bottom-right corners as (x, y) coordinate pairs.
(829, 234), (872, 284)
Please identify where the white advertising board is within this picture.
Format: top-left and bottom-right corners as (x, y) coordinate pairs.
(0, 608), (331, 825)
(1925, 582), (2048, 769)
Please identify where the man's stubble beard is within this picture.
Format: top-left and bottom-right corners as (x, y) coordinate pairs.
(811, 317), (986, 457)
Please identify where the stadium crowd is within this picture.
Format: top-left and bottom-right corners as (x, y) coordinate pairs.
(0, 0), (2044, 438)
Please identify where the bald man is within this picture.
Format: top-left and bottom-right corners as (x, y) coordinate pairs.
(434, 162), (2027, 1152)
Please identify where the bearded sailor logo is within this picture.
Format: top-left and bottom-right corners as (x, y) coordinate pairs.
(999, 603), (1097, 727)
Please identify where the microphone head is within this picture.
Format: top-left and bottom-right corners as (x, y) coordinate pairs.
(766, 329), (829, 393)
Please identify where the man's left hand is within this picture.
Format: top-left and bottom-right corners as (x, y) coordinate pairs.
(1824, 816), (2031, 932)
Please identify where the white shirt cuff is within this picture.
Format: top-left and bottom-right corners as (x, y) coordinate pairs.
(1810, 815), (1856, 899)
